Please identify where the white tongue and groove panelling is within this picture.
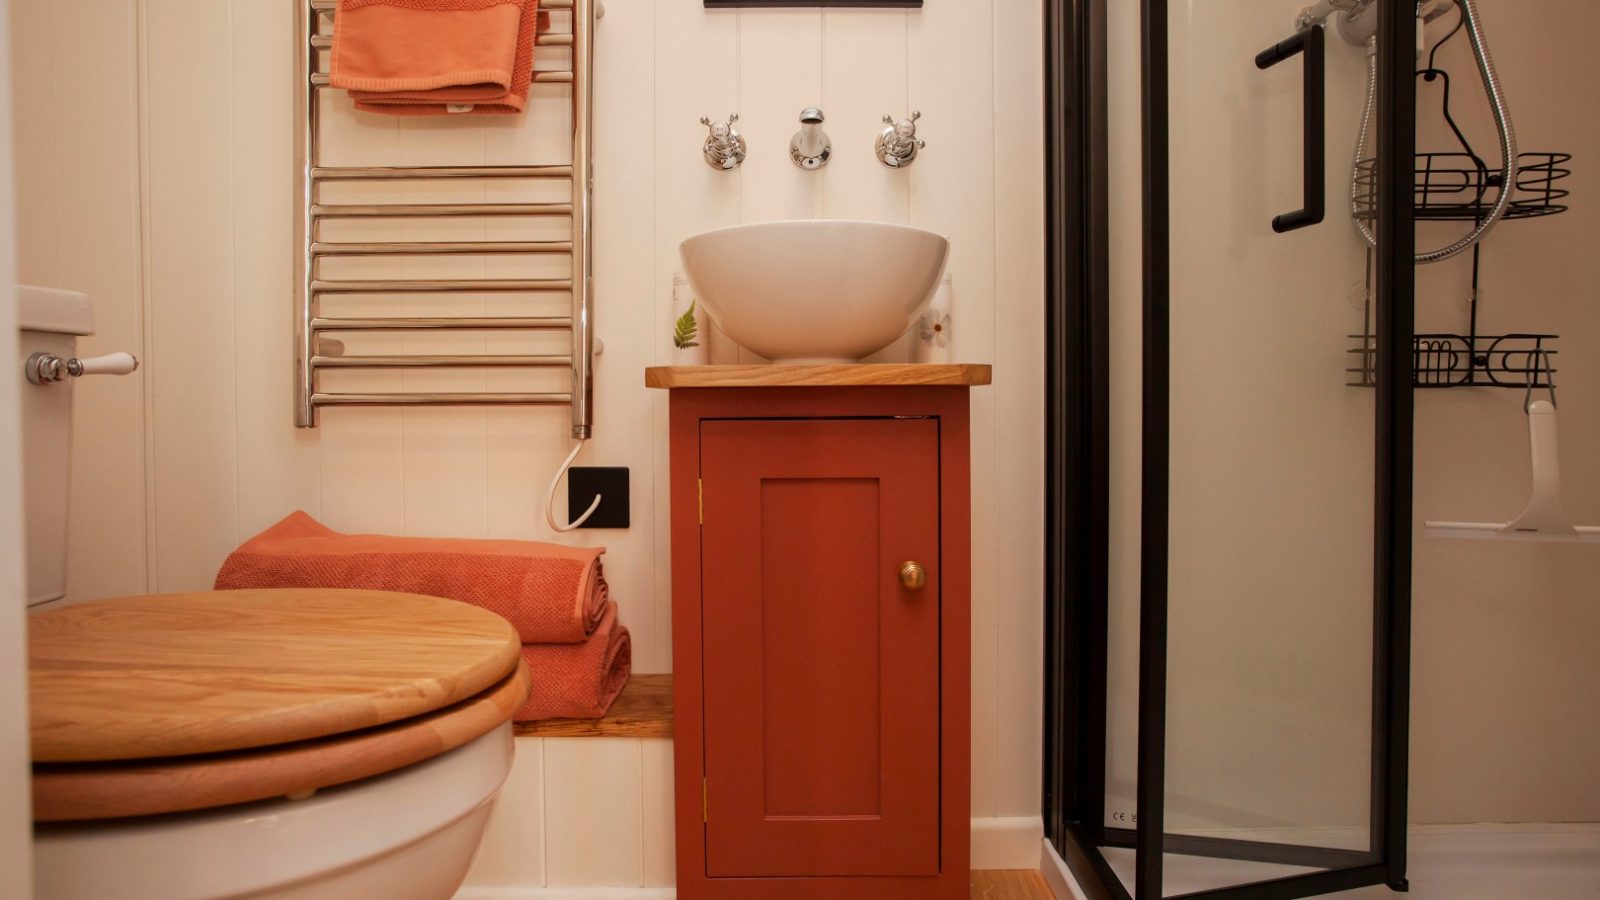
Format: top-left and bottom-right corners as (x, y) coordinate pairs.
(12, 0), (1045, 889)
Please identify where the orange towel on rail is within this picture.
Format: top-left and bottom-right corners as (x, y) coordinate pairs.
(213, 511), (609, 644)
(515, 601), (631, 721)
(329, 0), (544, 116)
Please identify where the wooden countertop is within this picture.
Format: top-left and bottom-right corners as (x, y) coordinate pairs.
(645, 363), (992, 389)
(29, 589), (522, 763)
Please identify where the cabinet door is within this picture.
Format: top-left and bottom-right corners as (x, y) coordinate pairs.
(699, 417), (941, 878)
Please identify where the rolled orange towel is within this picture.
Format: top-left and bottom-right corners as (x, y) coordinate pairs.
(330, 0), (544, 116)
(516, 601), (631, 721)
(214, 511), (608, 644)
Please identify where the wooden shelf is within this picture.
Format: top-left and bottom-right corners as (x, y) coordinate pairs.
(514, 673), (672, 738)
(645, 363), (992, 389)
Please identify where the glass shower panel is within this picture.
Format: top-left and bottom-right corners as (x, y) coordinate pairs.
(1067, 0), (1411, 897)
(1149, 1), (1388, 895)
(1101, 0), (1146, 862)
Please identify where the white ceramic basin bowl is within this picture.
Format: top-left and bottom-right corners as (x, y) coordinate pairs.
(680, 220), (950, 363)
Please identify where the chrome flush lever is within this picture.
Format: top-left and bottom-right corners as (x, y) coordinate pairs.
(25, 352), (139, 386)
(876, 111), (925, 168)
(699, 113), (747, 171)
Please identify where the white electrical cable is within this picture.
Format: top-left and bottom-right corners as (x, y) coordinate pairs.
(546, 439), (603, 533)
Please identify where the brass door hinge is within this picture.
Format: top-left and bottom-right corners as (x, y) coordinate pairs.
(697, 478), (704, 525)
(702, 776), (708, 822)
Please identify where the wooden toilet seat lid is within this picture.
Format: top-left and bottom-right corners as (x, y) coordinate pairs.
(32, 661), (531, 822)
(30, 589), (522, 763)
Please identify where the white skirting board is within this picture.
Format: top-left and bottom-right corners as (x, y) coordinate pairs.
(972, 815), (1049, 869)
(455, 816), (1046, 899)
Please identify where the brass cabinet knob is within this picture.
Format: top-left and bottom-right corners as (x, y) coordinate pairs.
(899, 561), (927, 591)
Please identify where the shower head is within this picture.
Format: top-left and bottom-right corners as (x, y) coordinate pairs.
(1294, 0), (1369, 39)
(1295, 0), (1456, 47)
(1335, 2), (1379, 47)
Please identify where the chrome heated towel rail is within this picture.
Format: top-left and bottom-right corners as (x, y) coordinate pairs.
(294, 0), (597, 435)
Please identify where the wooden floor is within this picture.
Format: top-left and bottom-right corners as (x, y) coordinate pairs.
(972, 869), (1054, 899)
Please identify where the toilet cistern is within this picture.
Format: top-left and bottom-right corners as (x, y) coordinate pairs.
(790, 107), (831, 170)
(17, 284), (140, 608)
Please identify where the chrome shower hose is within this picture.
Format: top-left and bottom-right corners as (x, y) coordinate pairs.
(1351, 0), (1517, 263)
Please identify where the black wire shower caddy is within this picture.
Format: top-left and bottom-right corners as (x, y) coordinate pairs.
(1353, 151), (1572, 223)
(1346, 331), (1557, 389)
(1343, 43), (1573, 392)
(1344, 149), (1571, 391)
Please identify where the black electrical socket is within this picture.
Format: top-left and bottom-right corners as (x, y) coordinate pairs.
(568, 466), (630, 529)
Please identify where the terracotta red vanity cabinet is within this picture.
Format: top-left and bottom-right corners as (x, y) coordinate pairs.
(652, 365), (987, 900)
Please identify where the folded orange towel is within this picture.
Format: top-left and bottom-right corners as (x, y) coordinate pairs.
(214, 511), (608, 644)
(516, 601), (631, 721)
(330, 0), (543, 116)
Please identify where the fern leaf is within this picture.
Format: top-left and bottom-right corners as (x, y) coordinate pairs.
(673, 299), (700, 349)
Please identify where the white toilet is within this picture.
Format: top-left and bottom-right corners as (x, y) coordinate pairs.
(19, 286), (529, 900)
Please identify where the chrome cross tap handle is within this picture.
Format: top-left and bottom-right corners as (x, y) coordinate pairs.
(699, 113), (747, 171)
(876, 111), (925, 169)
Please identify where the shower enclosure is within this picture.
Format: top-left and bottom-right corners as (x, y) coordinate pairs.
(1044, 0), (1418, 897)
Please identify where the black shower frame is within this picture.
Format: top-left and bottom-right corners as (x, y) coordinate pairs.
(1042, 0), (1415, 897)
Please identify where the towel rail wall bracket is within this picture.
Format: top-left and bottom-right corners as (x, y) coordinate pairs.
(294, 0), (599, 436)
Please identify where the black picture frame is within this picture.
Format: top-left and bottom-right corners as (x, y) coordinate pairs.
(704, 1), (921, 8)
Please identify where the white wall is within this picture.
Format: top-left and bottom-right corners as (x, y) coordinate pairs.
(1, 5), (36, 894)
(10, 0), (1045, 889)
